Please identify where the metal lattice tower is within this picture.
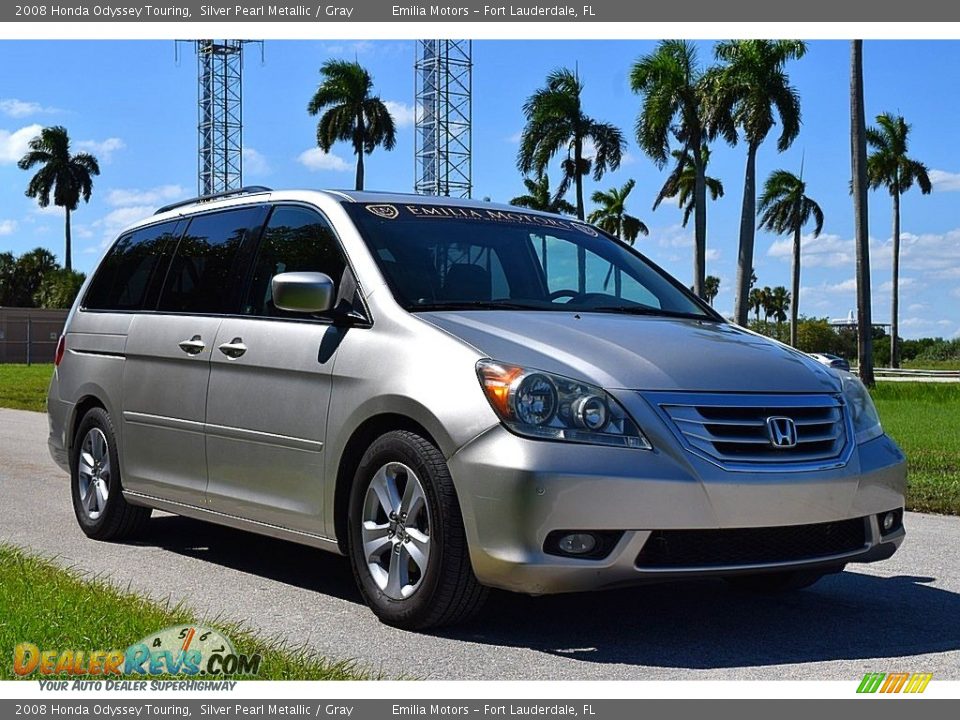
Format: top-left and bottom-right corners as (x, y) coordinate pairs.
(414, 40), (472, 198)
(191, 40), (262, 196)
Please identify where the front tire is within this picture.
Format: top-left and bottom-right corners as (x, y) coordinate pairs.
(70, 407), (151, 541)
(347, 430), (487, 630)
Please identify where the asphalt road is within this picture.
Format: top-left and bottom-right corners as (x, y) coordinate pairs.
(2, 407), (959, 680)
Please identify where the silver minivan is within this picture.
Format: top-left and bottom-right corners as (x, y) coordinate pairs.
(47, 187), (906, 629)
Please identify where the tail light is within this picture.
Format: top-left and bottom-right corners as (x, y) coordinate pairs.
(54, 335), (66, 367)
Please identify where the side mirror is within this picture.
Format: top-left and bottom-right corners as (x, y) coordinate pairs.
(271, 272), (335, 314)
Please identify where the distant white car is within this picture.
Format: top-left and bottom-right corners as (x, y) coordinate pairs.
(809, 353), (851, 372)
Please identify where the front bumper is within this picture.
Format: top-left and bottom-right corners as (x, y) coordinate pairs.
(447, 425), (906, 594)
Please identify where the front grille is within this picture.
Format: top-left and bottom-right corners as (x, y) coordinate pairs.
(652, 393), (849, 467)
(635, 517), (868, 569)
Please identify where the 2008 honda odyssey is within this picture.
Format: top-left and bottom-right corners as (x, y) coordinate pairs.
(47, 187), (906, 629)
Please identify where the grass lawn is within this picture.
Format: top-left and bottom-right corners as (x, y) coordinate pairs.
(0, 544), (369, 680)
(871, 382), (960, 515)
(0, 363), (53, 412)
(901, 359), (960, 371)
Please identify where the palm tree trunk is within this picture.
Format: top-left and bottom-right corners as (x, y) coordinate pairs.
(574, 137), (586, 293)
(693, 149), (707, 299)
(64, 206), (72, 272)
(355, 111), (365, 191)
(890, 190), (901, 369)
(790, 218), (801, 348)
(733, 142), (759, 325)
(851, 40), (875, 386)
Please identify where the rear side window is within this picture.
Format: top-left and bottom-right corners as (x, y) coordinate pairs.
(158, 207), (261, 314)
(84, 221), (181, 311)
(242, 205), (347, 318)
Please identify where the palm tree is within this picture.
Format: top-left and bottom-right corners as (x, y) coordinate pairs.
(769, 285), (791, 333)
(655, 146), (724, 229)
(748, 287), (764, 321)
(587, 179), (649, 245)
(760, 286), (773, 322)
(710, 40), (807, 325)
(704, 275), (721, 306)
(17, 126), (100, 272)
(588, 179), (648, 295)
(850, 41), (874, 386)
(511, 174), (576, 278)
(510, 174), (576, 215)
(866, 113), (932, 368)
(307, 60), (396, 191)
(631, 40), (717, 298)
(757, 168), (824, 347)
(35, 268), (86, 309)
(518, 67), (626, 221)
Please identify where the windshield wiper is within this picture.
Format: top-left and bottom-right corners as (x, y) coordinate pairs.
(409, 300), (549, 312)
(587, 305), (710, 320)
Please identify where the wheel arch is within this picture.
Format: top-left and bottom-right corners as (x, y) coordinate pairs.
(332, 412), (444, 554)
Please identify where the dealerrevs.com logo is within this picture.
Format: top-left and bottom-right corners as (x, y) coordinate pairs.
(14, 625), (261, 678)
(857, 672), (933, 694)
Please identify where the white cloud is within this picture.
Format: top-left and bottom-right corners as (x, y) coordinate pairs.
(88, 206), (154, 250)
(506, 131), (521, 144)
(878, 277), (920, 293)
(320, 41), (374, 56)
(298, 147), (351, 172)
(800, 278), (858, 302)
(242, 147), (270, 176)
(0, 123), (42, 164)
(105, 184), (186, 208)
(929, 169), (960, 192)
(620, 151), (637, 167)
(0, 99), (59, 118)
(383, 100), (415, 129)
(0, 219), (17, 236)
(76, 137), (125, 162)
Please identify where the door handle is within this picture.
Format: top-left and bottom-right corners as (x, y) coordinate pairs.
(218, 337), (247, 359)
(178, 335), (205, 355)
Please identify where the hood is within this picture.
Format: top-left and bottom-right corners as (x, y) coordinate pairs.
(419, 311), (841, 394)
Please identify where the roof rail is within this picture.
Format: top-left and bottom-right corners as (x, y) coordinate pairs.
(154, 186), (273, 215)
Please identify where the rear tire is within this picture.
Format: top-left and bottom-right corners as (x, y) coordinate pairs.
(347, 430), (488, 630)
(724, 568), (835, 594)
(70, 407), (151, 541)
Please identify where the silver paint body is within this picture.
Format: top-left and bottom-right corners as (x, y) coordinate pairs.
(47, 190), (906, 593)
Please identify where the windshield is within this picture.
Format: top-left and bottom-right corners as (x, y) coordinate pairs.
(344, 203), (716, 320)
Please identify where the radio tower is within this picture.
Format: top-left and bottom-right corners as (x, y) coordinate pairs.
(179, 40), (263, 196)
(414, 40), (472, 198)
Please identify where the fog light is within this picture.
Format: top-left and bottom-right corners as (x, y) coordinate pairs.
(882, 512), (895, 532)
(557, 533), (597, 555)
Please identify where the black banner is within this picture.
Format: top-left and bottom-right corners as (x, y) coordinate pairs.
(3, 0), (959, 22)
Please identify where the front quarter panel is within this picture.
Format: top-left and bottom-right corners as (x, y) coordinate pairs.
(322, 310), (499, 538)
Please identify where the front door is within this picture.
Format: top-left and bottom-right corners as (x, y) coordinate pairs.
(203, 205), (349, 534)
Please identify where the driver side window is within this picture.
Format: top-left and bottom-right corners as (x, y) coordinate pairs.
(535, 234), (660, 308)
(243, 205), (346, 318)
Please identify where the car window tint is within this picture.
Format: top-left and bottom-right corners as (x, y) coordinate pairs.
(243, 206), (347, 318)
(158, 207), (260, 314)
(84, 221), (180, 311)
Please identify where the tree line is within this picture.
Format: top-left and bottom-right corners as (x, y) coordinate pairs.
(11, 44), (933, 382)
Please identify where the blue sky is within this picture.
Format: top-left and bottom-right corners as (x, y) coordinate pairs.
(1, 39), (959, 338)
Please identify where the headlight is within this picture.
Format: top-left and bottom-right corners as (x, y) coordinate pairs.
(476, 359), (652, 449)
(839, 371), (883, 444)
